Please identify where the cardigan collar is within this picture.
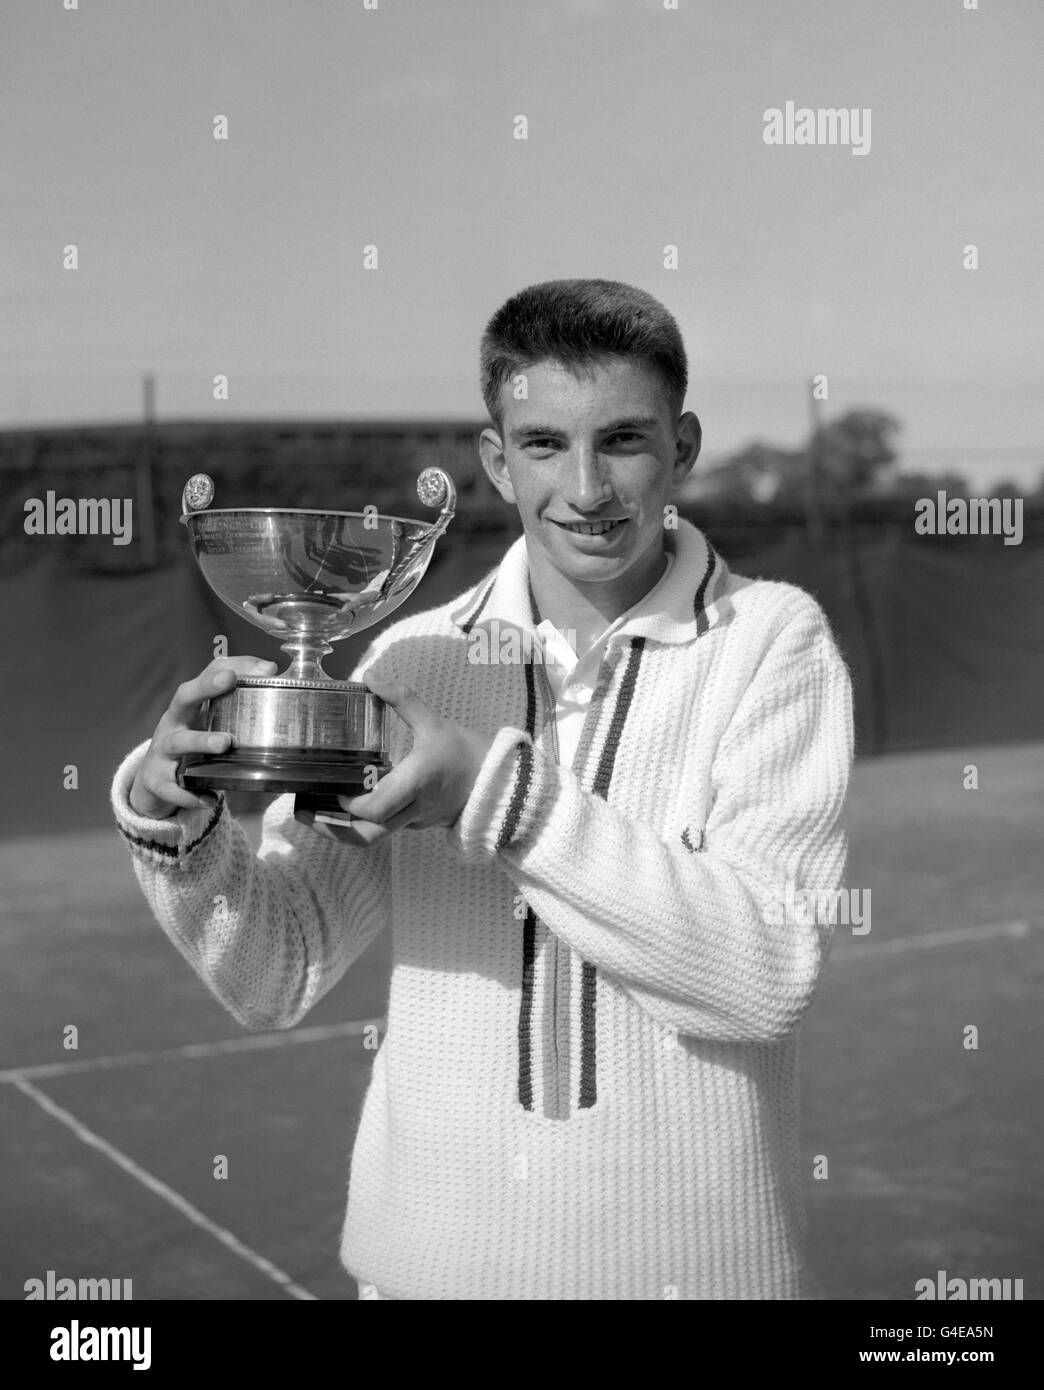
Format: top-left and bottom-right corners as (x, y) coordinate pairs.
(449, 518), (732, 646)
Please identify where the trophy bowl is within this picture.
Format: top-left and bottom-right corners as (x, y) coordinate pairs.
(176, 467), (456, 820)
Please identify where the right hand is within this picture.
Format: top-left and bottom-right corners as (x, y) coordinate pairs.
(128, 656), (278, 819)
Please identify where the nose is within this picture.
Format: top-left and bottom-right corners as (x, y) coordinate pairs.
(564, 443), (613, 512)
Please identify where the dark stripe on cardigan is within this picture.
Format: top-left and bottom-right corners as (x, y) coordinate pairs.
(576, 636), (648, 1109)
(568, 646), (620, 784)
(577, 961), (598, 1109)
(458, 571), (498, 635)
(517, 906), (539, 1112)
(693, 544), (717, 637)
(185, 802), (225, 855)
(522, 655), (537, 738)
(589, 637), (646, 799)
(497, 645), (539, 852)
(512, 653), (541, 1108)
(517, 907), (538, 1110)
(117, 800), (224, 860)
(496, 742), (533, 852)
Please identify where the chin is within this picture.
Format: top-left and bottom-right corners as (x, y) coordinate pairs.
(558, 550), (636, 581)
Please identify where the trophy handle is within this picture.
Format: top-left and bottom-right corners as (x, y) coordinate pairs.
(181, 474), (216, 519)
(416, 467), (457, 538)
(374, 469), (457, 604)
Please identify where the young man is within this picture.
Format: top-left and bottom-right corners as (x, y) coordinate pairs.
(112, 279), (853, 1300)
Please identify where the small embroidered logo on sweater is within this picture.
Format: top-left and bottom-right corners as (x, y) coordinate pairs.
(681, 825), (705, 853)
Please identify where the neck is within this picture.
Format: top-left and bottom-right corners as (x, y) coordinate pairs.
(526, 540), (668, 651)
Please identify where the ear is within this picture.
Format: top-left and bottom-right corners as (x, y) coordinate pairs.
(672, 411), (702, 488)
(479, 426), (518, 504)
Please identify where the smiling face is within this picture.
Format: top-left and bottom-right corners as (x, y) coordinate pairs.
(479, 356), (701, 620)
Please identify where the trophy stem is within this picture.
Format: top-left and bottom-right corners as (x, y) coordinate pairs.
(280, 637), (333, 683)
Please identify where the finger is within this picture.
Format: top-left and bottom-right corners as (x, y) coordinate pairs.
(162, 729), (233, 759)
(362, 673), (437, 734)
(210, 655), (280, 681)
(322, 819), (393, 848)
(145, 775), (220, 815)
(378, 802), (420, 832)
(336, 796), (419, 833)
(167, 658), (277, 725)
(338, 766), (414, 823)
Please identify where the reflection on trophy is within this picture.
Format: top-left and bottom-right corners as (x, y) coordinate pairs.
(176, 468), (456, 828)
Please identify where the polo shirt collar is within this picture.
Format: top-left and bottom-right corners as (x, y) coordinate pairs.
(449, 518), (731, 646)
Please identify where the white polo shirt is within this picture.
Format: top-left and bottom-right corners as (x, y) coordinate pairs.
(521, 550), (676, 770)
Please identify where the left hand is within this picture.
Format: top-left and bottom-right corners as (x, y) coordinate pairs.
(338, 672), (494, 833)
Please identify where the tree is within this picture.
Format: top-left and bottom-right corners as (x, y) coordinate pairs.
(697, 442), (802, 506)
(698, 409), (904, 513)
(812, 409), (901, 499)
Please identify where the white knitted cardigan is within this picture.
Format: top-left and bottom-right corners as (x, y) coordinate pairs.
(111, 520), (853, 1300)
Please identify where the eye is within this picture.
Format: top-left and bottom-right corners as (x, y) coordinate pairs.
(605, 432), (644, 446)
(524, 437), (560, 452)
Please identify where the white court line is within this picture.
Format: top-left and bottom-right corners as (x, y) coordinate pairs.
(8, 1075), (317, 1301)
(831, 918), (1033, 962)
(0, 1017), (385, 1084)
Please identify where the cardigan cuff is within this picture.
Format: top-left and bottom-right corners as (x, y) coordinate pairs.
(447, 725), (556, 864)
(111, 740), (227, 870)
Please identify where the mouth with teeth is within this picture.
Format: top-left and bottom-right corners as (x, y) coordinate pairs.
(553, 518), (628, 537)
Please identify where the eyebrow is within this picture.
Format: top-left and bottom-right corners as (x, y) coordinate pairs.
(509, 416), (659, 444)
(601, 416), (659, 433)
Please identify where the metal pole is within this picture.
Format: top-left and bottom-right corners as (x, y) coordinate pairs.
(804, 377), (825, 543)
(137, 372), (158, 567)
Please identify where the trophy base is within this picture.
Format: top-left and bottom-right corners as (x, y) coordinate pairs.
(177, 675), (389, 798)
(179, 751), (388, 796)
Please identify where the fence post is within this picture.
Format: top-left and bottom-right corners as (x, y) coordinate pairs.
(137, 373), (158, 568)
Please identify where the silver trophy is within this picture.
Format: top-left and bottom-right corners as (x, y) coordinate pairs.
(176, 468), (456, 827)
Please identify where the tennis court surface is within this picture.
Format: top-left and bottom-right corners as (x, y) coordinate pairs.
(2, 740), (1041, 1300)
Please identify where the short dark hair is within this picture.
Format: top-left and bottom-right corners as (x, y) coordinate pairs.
(480, 278), (688, 427)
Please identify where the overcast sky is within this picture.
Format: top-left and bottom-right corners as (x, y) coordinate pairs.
(3, 0), (1042, 487)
